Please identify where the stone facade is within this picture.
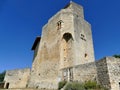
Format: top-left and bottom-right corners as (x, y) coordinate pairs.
(3, 1), (120, 90)
(28, 1), (95, 89)
(4, 68), (30, 89)
(96, 57), (120, 90)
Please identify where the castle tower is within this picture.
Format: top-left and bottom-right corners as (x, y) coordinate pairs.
(59, 2), (95, 69)
(28, 1), (95, 89)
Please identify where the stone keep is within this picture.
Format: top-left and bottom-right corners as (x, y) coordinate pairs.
(28, 1), (95, 89)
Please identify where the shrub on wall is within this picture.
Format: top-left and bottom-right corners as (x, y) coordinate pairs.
(64, 82), (84, 90)
(84, 80), (98, 89)
(58, 80), (108, 90)
(84, 80), (108, 90)
(58, 81), (67, 90)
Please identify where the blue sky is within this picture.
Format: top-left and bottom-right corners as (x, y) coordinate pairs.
(0, 0), (120, 72)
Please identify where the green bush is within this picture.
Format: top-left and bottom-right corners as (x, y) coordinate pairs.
(64, 82), (85, 90)
(84, 80), (98, 89)
(58, 81), (67, 90)
(58, 81), (108, 90)
(84, 80), (108, 90)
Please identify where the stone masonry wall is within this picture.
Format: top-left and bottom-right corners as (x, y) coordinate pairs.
(106, 57), (120, 90)
(60, 62), (97, 82)
(96, 57), (111, 89)
(73, 10), (95, 66)
(73, 62), (97, 82)
(4, 68), (30, 89)
(96, 57), (120, 90)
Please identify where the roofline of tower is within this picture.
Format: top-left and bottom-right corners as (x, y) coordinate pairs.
(63, 1), (83, 9)
(42, 1), (85, 31)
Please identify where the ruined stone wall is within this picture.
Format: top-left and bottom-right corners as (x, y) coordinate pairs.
(96, 57), (111, 89)
(96, 57), (120, 90)
(106, 57), (120, 90)
(4, 68), (30, 89)
(73, 62), (97, 82)
(60, 62), (97, 83)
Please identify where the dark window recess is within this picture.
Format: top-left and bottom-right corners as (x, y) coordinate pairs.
(80, 34), (86, 41)
(57, 20), (64, 30)
(6, 83), (9, 89)
(85, 53), (88, 58)
(80, 37), (86, 41)
(81, 34), (85, 37)
(36, 86), (39, 89)
(76, 14), (79, 17)
(63, 33), (73, 42)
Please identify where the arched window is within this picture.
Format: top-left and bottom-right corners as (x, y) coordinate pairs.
(61, 33), (73, 67)
(63, 33), (73, 42)
(57, 20), (64, 30)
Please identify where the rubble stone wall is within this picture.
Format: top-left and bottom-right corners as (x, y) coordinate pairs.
(4, 68), (30, 89)
(96, 57), (120, 90)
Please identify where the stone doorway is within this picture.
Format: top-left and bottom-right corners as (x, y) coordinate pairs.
(69, 68), (73, 81)
(5, 83), (9, 89)
(63, 68), (73, 81)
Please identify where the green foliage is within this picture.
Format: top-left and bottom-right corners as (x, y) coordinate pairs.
(113, 54), (120, 58)
(58, 81), (67, 90)
(0, 71), (6, 82)
(84, 80), (108, 90)
(59, 81), (108, 90)
(64, 82), (84, 90)
(84, 80), (98, 89)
